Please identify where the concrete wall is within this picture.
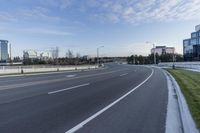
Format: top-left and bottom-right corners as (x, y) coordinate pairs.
(159, 62), (200, 70)
(0, 65), (98, 75)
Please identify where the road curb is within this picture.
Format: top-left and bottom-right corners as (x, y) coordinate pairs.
(163, 70), (199, 133)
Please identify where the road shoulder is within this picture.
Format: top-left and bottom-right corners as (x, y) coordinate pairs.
(163, 69), (199, 133)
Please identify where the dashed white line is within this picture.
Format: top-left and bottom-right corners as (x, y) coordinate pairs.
(120, 73), (128, 77)
(0, 69), (130, 91)
(66, 75), (76, 78)
(48, 83), (90, 95)
(65, 68), (154, 133)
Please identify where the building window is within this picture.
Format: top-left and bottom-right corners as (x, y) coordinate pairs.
(191, 32), (197, 38)
(191, 38), (197, 45)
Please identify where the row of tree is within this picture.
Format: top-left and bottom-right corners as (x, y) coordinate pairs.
(23, 49), (96, 65)
(127, 53), (184, 65)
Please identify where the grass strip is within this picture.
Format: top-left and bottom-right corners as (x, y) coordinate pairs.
(165, 68), (200, 128)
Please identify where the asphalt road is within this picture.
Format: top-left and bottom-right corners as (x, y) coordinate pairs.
(0, 63), (168, 133)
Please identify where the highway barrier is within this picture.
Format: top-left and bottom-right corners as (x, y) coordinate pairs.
(159, 62), (200, 71)
(0, 65), (98, 75)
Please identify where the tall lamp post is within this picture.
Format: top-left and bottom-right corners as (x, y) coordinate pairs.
(146, 41), (156, 65)
(97, 46), (104, 66)
(172, 48), (176, 69)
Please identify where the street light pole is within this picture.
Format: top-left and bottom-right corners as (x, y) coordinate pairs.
(152, 43), (156, 65)
(97, 46), (104, 66)
(172, 49), (176, 69)
(146, 41), (156, 65)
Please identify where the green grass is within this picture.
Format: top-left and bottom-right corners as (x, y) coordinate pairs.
(165, 68), (200, 128)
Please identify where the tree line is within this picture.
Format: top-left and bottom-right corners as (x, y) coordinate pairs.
(23, 49), (96, 65)
(127, 53), (184, 65)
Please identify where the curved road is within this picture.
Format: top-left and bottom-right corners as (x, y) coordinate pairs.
(0, 63), (168, 133)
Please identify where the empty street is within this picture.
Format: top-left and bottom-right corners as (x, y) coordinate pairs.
(0, 64), (168, 133)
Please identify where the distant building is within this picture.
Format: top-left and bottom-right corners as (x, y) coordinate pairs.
(23, 50), (38, 59)
(183, 25), (200, 61)
(151, 46), (175, 55)
(0, 40), (9, 62)
(40, 52), (51, 61)
(82, 55), (90, 60)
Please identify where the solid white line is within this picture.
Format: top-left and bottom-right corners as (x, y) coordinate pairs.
(65, 68), (154, 133)
(120, 73), (128, 77)
(48, 83), (90, 95)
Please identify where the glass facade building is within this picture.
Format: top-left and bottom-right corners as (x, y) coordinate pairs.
(0, 40), (9, 62)
(183, 25), (200, 61)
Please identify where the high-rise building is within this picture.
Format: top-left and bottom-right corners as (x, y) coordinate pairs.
(0, 40), (9, 62)
(183, 25), (200, 61)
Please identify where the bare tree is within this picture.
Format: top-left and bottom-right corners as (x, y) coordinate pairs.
(52, 47), (59, 59)
(52, 47), (59, 64)
(66, 49), (74, 59)
(65, 49), (74, 65)
(76, 52), (80, 58)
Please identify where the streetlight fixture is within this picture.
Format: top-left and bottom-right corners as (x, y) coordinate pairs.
(146, 41), (156, 65)
(97, 46), (104, 66)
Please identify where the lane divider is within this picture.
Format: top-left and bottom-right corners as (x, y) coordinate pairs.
(120, 73), (128, 77)
(0, 68), (132, 91)
(65, 68), (154, 133)
(66, 75), (77, 78)
(48, 83), (90, 95)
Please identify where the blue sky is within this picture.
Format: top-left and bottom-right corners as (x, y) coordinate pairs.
(0, 0), (200, 57)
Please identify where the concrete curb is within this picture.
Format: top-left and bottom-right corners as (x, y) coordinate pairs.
(164, 70), (199, 133)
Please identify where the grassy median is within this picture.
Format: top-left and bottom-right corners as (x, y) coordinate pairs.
(166, 68), (200, 128)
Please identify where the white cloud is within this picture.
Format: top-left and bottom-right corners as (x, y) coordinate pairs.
(2, 0), (200, 25)
(60, 0), (74, 9)
(0, 6), (62, 23)
(0, 12), (17, 22)
(84, 0), (200, 24)
(0, 26), (73, 36)
(17, 7), (62, 22)
(21, 28), (73, 36)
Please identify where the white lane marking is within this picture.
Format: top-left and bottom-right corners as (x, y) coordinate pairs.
(0, 69), (129, 91)
(120, 73), (128, 77)
(48, 83), (90, 95)
(65, 68), (154, 133)
(66, 75), (76, 78)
